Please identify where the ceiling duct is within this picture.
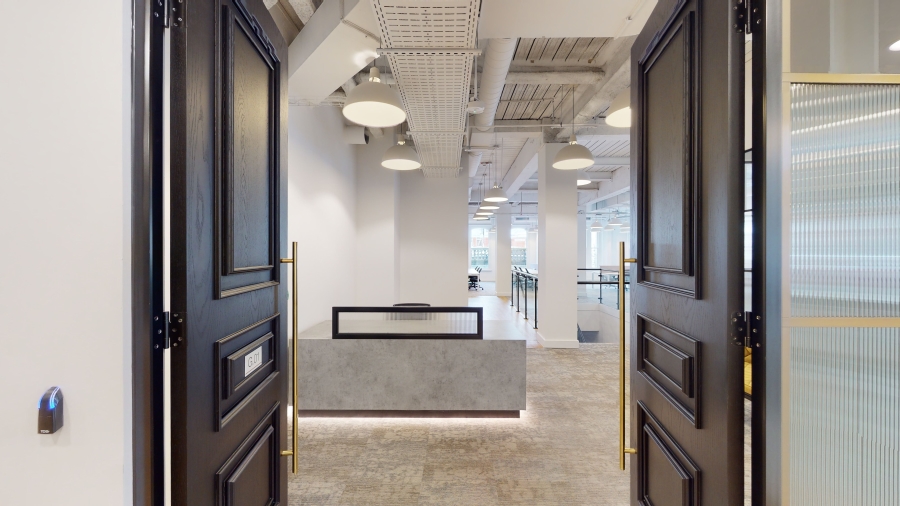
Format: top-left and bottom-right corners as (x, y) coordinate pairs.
(472, 38), (517, 132)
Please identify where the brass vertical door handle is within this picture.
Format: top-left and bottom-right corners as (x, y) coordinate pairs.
(279, 242), (299, 474)
(619, 242), (637, 470)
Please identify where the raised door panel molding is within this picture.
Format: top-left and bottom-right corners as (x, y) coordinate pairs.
(215, 0), (282, 299)
(215, 403), (280, 506)
(637, 401), (700, 506)
(636, 314), (701, 427)
(636, 2), (700, 299)
(214, 314), (280, 430)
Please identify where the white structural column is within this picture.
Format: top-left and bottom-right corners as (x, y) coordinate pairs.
(537, 143), (579, 348)
(496, 212), (512, 296)
(577, 212), (587, 279)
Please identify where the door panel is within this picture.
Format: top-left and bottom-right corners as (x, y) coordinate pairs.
(631, 0), (744, 503)
(170, 0), (288, 503)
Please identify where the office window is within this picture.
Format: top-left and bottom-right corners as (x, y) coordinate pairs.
(511, 227), (527, 266)
(470, 227), (489, 268)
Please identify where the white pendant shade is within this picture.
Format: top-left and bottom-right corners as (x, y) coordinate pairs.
(604, 223), (614, 230)
(590, 221), (603, 231)
(475, 211), (493, 216)
(605, 89), (631, 128)
(608, 216), (623, 226)
(473, 215), (489, 221)
(576, 171), (591, 186)
(479, 202), (499, 210)
(484, 186), (508, 202)
(342, 68), (406, 128)
(552, 136), (594, 170)
(382, 138), (421, 170)
(890, 39), (900, 51)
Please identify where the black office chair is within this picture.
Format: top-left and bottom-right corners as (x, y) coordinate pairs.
(469, 267), (484, 291)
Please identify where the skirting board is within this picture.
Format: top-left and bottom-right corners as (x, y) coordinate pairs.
(298, 410), (521, 418)
(537, 332), (580, 349)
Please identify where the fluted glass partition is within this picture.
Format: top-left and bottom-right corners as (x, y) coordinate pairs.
(788, 83), (900, 505)
(790, 84), (900, 317)
(789, 328), (900, 505)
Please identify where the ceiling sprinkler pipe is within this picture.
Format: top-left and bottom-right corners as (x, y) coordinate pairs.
(472, 38), (517, 132)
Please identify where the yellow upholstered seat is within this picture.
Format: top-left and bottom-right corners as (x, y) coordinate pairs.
(743, 347), (752, 397)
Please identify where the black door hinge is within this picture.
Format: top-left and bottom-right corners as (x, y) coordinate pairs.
(168, 312), (186, 348)
(733, 0), (760, 34)
(731, 311), (762, 349)
(154, 0), (184, 28)
(153, 312), (186, 350)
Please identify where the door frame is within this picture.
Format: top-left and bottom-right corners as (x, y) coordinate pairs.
(131, 0), (167, 503)
(750, 0), (769, 503)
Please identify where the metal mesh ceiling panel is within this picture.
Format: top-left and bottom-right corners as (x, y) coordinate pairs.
(371, 0), (481, 177)
(371, 0), (479, 49)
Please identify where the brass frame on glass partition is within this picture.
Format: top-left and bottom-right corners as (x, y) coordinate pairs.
(779, 72), (900, 503)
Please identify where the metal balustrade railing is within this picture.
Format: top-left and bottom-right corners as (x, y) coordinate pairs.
(510, 268), (538, 329)
(577, 268), (630, 308)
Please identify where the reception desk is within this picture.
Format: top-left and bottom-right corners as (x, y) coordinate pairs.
(296, 307), (526, 417)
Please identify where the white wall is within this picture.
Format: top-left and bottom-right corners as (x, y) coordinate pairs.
(396, 172), (468, 306)
(0, 0), (131, 503)
(287, 106), (357, 331)
(355, 131), (397, 306)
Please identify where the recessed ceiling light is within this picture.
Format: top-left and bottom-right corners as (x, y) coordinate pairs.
(890, 39), (900, 52)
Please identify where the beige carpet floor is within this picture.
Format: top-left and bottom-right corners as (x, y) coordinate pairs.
(288, 344), (630, 505)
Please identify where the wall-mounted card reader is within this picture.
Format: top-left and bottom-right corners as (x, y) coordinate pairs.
(38, 387), (64, 434)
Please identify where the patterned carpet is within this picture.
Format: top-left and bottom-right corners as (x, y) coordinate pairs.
(288, 344), (630, 505)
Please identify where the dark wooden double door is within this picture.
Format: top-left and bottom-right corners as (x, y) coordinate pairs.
(168, 0), (289, 503)
(629, 0), (746, 504)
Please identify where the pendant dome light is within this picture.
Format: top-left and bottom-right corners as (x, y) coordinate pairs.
(605, 89), (631, 128)
(484, 186), (508, 202)
(476, 176), (499, 211)
(576, 170), (591, 186)
(382, 133), (421, 170)
(342, 67), (406, 128)
(608, 216), (623, 227)
(473, 215), (489, 221)
(590, 219), (603, 231)
(553, 85), (595, 170)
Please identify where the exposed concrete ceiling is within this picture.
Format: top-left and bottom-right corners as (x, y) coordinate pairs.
(273, 0), (644, 201)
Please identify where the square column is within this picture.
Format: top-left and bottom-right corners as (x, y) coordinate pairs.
(537, 143), (579, 348)
(496, 212), (512, 296)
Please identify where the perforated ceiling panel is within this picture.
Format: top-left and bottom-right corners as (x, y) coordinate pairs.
(371, 0), (481, 177)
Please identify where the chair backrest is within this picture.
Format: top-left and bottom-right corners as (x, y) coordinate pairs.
(475, 267), (482, 273)
(524, 268), (530, 273)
